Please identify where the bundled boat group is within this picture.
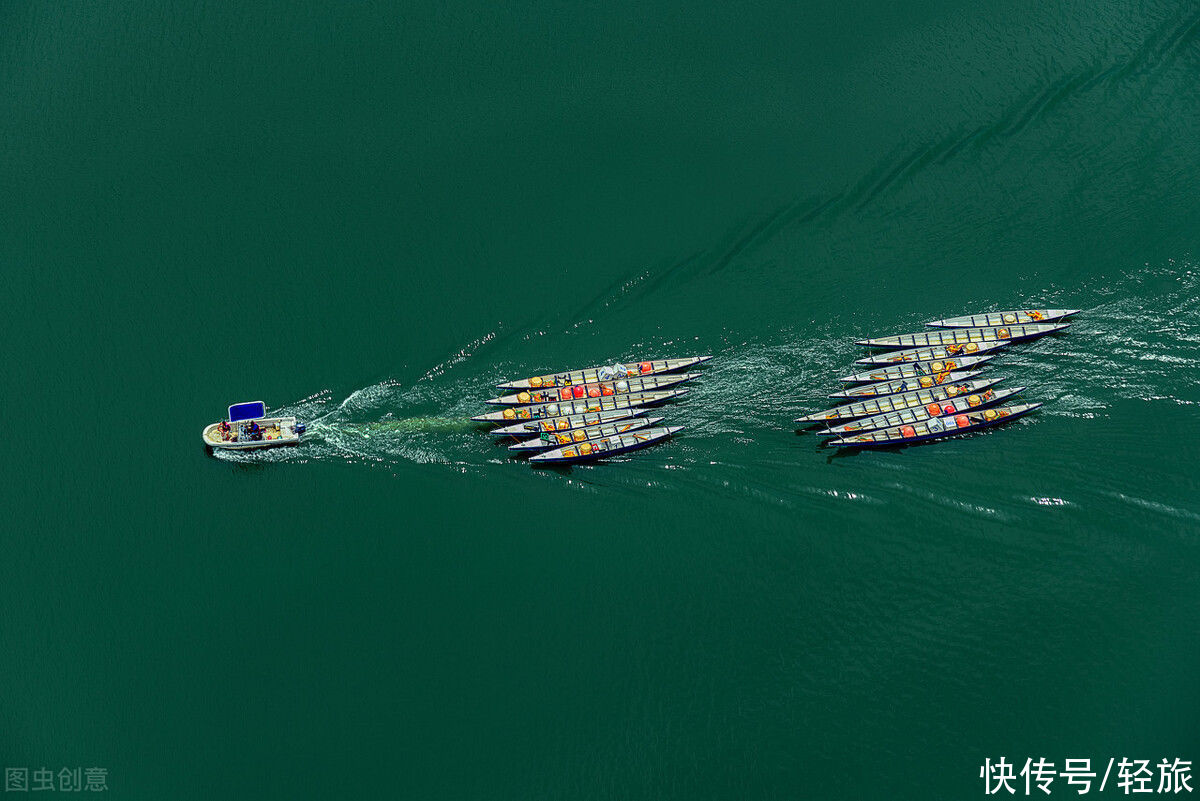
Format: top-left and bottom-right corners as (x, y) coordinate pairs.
(471, 357), (711, 464)
(795, 309), (1078, 447)
(200, 307), (1080, 460)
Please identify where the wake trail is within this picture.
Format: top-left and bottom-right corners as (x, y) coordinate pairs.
(214, 259), (1200, 535)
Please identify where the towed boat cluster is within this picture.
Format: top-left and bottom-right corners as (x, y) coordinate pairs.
(795, 308), (1079, 447)
(204, 310), (1079, 460)
(473, 357), (713, 465)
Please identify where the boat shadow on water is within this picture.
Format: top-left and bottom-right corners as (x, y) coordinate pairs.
(797, 426), (919, 460)
(823, 443), (878, 463)
(814, 427), (1032, 461)
(532, 463), (576, 475)
(792, 426), (867, 461)
(208, 456), (278, 474)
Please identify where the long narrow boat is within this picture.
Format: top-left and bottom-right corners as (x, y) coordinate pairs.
(856, 322), (1068, 349)
(489, 408), (647, 438)
(927, 309), (1080, 328)
(510, 416), (663, 451)
(795, 377), (1002, 424)
(485, 373), (698, 406)
(828, 403), (1042, 447)
(471, 389), (687, 423)
(529, 425), (683, 465)
(829, 370), (981, 400)
(497, 356), (712, 391)
(839, 354), (995, 384)
(855, 341), (1008, 365)
(820, 385), (1021, 436)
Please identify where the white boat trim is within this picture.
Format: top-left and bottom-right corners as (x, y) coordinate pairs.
(203, 402), (304, 450)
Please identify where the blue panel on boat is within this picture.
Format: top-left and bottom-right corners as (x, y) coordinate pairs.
(228, 401), (267, 422)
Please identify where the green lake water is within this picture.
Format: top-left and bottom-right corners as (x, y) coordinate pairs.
(3, 1), (1199, 797)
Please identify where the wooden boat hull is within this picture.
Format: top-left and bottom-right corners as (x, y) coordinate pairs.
(489, 409), (646, 438)
(485, 373), (698, 406)
(497, 356), (712, 391)
(820, 386), (1022, 435)
(510, 417), (663, 451)
(202, 417), (302, 450)
(829, 370), (980, 400)
(795, 377), (1002, 424)
(856, 322), (1069, 349)
(854, 341), (1008, 365)
(927, 309), (1080, 328)
(838, 354), (995, 384)
(530, 426), (683, 464)
(471, 389), (687, 423)
(829, 403), (1042, 447)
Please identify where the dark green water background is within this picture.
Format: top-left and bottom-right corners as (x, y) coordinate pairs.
(4, 1), (1200, 798)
